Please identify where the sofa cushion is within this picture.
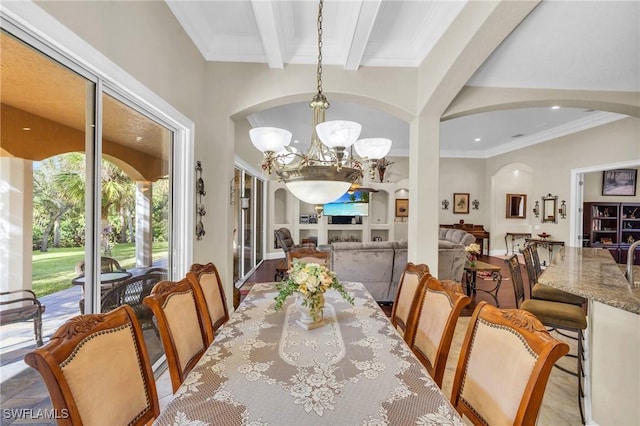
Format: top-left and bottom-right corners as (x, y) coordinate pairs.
(438, 240), (459, 250)
(331, 242), (395, 301)
(391, 241), (408, 299)
(441, 229), (476, 247)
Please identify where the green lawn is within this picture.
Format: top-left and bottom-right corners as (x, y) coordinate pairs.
(32, 242), (168, 297)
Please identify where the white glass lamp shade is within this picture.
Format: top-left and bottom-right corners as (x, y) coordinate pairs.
(276, 147), (297, 165)
(285, 180), (351, 204)
(354, 138), (392, 159)
(315, 120), (361, 149)
(249, 127), (292, 153)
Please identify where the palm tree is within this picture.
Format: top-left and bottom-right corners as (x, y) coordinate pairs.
(33, 154), (84, 251)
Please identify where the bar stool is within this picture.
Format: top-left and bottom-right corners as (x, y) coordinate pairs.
(504, 255), (586, 424)
(521, 243), (587, 306)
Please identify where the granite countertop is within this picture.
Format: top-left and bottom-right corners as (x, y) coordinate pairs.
(538, 247), (640, 315)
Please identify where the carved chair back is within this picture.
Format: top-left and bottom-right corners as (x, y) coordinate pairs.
(24, 305), (159, 425)
(450, 302), (569, 425)
(390, 262), (430, 338)
(143, 278), (209, 393)
(187, 262), (229, 345)
(404, 276), (470, 388)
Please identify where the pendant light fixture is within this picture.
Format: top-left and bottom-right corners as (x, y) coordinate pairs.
(249, 0), (392, 207)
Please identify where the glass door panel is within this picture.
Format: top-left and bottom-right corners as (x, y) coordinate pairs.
(256, 179), (264, 264)
(233, 168), (242, 283)
(243, 172), (254, 275)
(101, 93), (171, 365)
(0, 31), (92, 354)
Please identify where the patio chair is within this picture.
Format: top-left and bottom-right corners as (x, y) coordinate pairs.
(100, 269), (168, 334)
(0, 289), (45, 347)
(76, 256), (127, 275)
(24, 305), (159, 425)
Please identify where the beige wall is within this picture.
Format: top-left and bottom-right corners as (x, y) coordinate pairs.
(439, 158), (487, 226)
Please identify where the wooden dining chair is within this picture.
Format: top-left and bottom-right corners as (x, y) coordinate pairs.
(187, 262), (230, 345)
(287, 249), (331, 269)
(404, 275), (470, 388)
(450, 302), (569, 426)
(24, 305), (159, 425)
(504, 254), (587, 423)
(143, 277), (209, 393)
(389, 262), (430, 338)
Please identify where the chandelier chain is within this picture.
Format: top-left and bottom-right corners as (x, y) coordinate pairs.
(316, 0), (323, 95)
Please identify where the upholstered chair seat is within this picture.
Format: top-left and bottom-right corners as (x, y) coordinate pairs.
(531, 283), (587, 306)
(520, 298), (587, 330)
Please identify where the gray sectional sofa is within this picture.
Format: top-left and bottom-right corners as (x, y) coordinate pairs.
(330, 228), (475, 302)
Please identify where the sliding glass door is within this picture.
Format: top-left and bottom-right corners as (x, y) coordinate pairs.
(233, 166), (265, 285)
(0, 28), (175, 366)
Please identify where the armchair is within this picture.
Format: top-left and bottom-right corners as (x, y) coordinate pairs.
(274, 227), (316, 253)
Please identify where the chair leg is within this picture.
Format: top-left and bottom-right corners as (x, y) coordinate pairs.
(34, 313), (43, 347)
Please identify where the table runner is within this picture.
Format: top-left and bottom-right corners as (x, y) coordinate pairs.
(154, 281), (462, 425)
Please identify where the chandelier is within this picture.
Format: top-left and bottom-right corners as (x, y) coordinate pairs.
(249, 0), (392, 208)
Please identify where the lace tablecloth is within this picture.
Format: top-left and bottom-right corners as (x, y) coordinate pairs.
(154, 282), (462, 425)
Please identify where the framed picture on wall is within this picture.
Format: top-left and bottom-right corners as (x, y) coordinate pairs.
(453, 193), (470, 214)
(602, 169), (637, 196)
(395, 198), (409, 217)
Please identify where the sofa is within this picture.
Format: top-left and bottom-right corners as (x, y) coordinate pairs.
(330, 228), (475, 302)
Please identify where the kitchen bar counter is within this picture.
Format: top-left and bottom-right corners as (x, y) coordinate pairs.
(538, 246), (640, 314)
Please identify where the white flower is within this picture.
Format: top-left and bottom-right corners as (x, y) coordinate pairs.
(464, 243), (481, 255)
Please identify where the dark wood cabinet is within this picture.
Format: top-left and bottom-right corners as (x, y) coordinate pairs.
(583, 202), (640, 265)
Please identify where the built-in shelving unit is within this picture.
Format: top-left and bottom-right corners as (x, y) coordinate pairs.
(583, 202), (640, 264)
(269, 182), (396, 252)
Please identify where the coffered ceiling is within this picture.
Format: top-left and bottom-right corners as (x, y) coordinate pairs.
(168, 0), (639, 158)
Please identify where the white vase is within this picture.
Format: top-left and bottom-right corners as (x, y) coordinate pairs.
(296, 293), (326, 330)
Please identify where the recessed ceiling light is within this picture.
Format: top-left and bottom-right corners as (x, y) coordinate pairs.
(22, 127), (31, 131)
(136, 136), (142, 142)
(474, 138), (481, 142)
(551, 105), (560, 110)
(293, 139), (299, 144)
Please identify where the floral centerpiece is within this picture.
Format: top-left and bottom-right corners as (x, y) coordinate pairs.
(274, 259), (354, 328)
(465, 242), (481, 267)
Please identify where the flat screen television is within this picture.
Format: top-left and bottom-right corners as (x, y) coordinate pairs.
(323, 190), (369, 216)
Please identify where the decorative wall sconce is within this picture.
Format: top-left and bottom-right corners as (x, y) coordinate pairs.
(472, 199), (480, 210)
(559, 200), (567, 219)
(533, 201), (540, 218)
(442, 199), (449, 210)
(229, 177), (236, 205)
(195, 161), (206, 240)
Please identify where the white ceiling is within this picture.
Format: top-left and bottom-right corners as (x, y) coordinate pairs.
(166, 0), (639, 158)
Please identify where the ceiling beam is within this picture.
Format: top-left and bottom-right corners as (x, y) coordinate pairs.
(251, 0), (284, 69)
(344, 0), (382, 71)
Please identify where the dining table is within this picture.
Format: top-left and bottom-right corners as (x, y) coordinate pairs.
(153, 281), (463, 425)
